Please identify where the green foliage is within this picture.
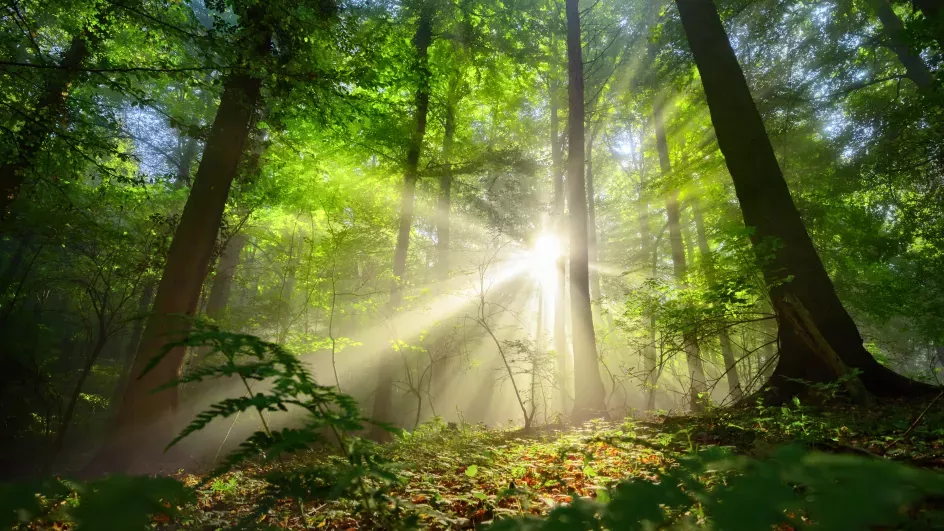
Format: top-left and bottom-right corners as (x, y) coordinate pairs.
(150, 322), (412, 527)
(1, 475), (191, 530)
(490, 443), (944, 530)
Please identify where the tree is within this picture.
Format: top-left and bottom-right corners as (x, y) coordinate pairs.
(653, 97), (707, 411)
(565, 0), (607, 422)
(370, 2), (435, 441)
(99, 11), (272, 471)
(673, 0), (933, 402)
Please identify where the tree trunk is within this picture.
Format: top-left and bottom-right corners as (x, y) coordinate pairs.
(370, 7), (433, 441)
(653, 99), (707, 411)
(867, 0), (934, 89)
(674, 0), (932, 403)
(100, 49), (267, 471)
(107, 280), (156, 421)
(0, 34), (90, 220)
(550, 70), (572, 417)
(586, 124), (603, 312)
(692, 195), (742, 401)
(51, 330), (109, 468)
(206, 232), (246, 318)
(436, 74), (460, 281)
(566, 0), (607, 423)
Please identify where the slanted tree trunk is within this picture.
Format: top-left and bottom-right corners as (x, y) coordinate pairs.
(0, 34), (90, 220)
(653, 99), (707, 411)
(867, 0), (934, 89)
(99, 34), (269, 472)
(692, 195), (742, 401)
(566, 0), (607, 423)
(674, 0), (932, 403)
(370, 6), (433, 441)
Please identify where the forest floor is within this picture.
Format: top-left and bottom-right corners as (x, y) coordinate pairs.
(158, 396), (944, 530)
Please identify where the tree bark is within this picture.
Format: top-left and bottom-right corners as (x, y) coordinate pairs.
(370, 6), (433, 441)
(566, 0), (607, 423)
(653, 99), (707, 411)
(674, 0), (932, 403)
(867, 0), (934, 89)
(0, 34), (90, 220)
(101, 43), (267, 471)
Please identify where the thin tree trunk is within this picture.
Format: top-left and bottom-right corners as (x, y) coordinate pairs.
(107, 280), (155, 421)
(674, 0), (932, 403)
(633, 123), (660, 411)
(370, 6), (433, 441)
(100, 33), (269, 471)
(566, 0), (607, 423)
(692, 195), (742, 401)
(586, 124), (603, 312)
(0, 34), (90, 219)
(653, 99), (707, 411)
(436, 74), (460, 281)
(51, 329), (109, 467)
(550, 71), (571, 416)
(868, 0), (934, 89)
(205, 235), (247, 320)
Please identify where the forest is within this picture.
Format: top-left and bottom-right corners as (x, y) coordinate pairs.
(2, 0), (944, 528)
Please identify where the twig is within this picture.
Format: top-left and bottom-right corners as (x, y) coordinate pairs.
(886, 389), (944, 450)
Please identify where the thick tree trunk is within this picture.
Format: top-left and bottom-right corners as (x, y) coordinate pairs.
(674, 0), (932, 403)
(692, 195), (742, 401)
(0, 34), (90, 220)
(100, 56), (266, 471)
(653, 100), (707, 411)
(370, 7), (433, 441)
(566, 0), (607, 423)
(867, 0), (934, 89)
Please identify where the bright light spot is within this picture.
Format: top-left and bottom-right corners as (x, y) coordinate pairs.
(530, 233), (561, 292)
(533, 234), (561, 265)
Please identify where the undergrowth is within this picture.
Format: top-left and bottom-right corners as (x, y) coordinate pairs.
(3, 326), (944, 530)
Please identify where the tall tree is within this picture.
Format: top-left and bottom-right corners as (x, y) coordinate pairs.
(0, 33), (91, 220)
(691, 194), (741, 401)
(674, 0), (932, 402)
(97, 15), (271, 471)
(653, 99), (707, 411)
(370, 3), (434, 440)
(565, 0), (607, 422)
(867, 0), (934, 89)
